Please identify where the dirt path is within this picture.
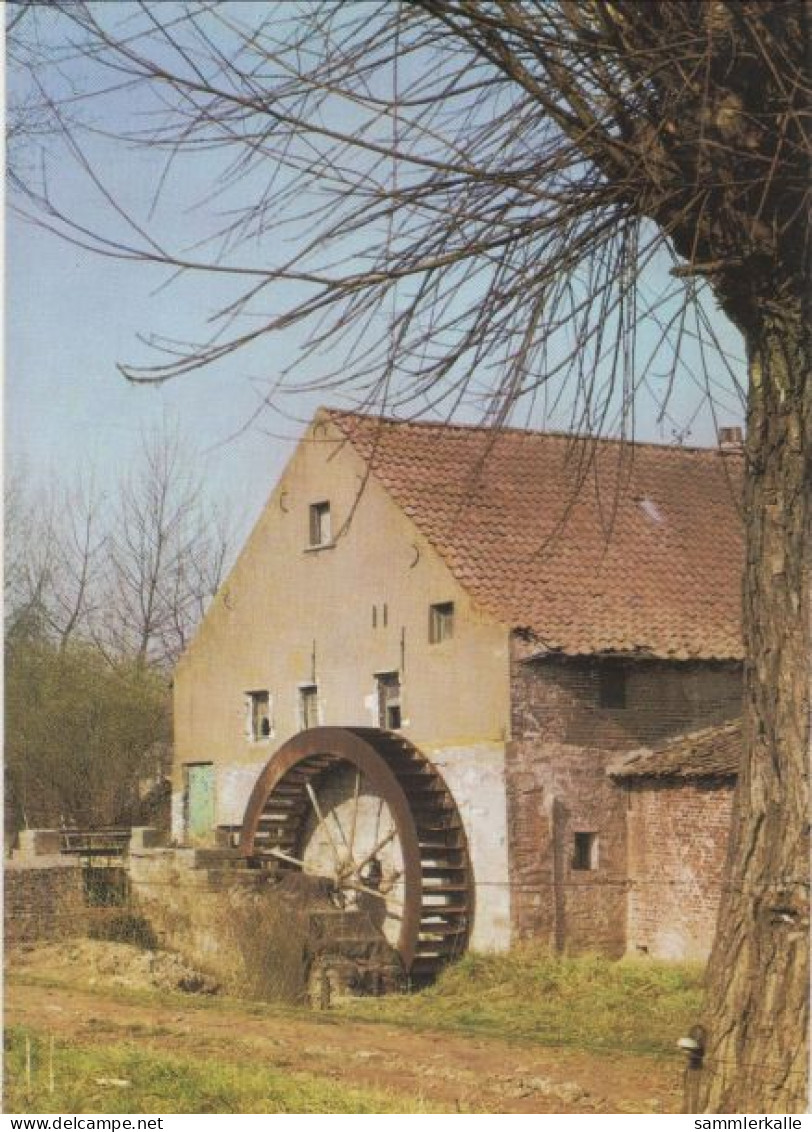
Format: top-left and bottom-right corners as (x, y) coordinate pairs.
(6, 978), (683, 1113)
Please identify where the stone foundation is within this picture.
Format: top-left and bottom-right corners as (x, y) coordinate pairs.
(4, 860), (88, 946)
(426, 742), (511, 952)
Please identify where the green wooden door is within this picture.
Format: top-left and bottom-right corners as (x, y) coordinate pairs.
(185, 763), (215, 842)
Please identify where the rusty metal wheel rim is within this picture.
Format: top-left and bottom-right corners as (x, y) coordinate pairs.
(240, 726), (473, 977)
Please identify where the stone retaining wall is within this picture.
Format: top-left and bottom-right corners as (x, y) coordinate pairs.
(5, 861), (88, 946)
(128, 847), (316, 999)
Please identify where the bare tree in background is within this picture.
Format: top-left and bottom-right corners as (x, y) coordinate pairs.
(8, 0), (809, 1110)
(49, 476), (105, 649)
(6, 435), (232, 670)
(4, 471), (104, 648)
(101, 425), (232, 669)
(4, 468), (47, 638)
(161, 503), (233, 662)
(4, 433), (232, 833)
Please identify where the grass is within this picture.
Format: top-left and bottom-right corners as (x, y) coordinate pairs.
(9, 946), (704, 1061)
(5, 945), (701, 1112)
(4, 1025), (441, 1114)
(338, 946), (704, 1058)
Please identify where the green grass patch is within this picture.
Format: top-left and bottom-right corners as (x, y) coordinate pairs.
(339, 947), (704, 1058)
(4, 1026), (441, 1114)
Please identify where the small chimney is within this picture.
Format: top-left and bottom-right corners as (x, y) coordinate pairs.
(718, 425), (744, 450)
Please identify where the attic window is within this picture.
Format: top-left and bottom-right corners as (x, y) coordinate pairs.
(599, 666), (627, 709)
(308, 501), (331, 547)
(247, 691), (271, 741)
(572, 832), (598, 871)
(429, 602), (455, 643)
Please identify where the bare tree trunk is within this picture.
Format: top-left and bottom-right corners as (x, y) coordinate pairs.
(694, 308), (810, 1112)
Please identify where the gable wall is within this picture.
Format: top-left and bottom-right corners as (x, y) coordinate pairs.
(172, 419), (513, 949)
(506, 644), (741, 956)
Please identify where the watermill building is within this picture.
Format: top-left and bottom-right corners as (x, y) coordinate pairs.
(172, 409), (744, 967)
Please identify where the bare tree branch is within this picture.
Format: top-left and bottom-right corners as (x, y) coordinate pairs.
(6, 1), (810, 1112)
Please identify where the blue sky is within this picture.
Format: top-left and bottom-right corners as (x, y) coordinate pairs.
(6, 3), (747, 545)
(6, 76), (334, 539)
(7, 188), (325, 538)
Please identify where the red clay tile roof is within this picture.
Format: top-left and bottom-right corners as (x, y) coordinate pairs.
(327, 410), (744, 660)
(607, 721), (741, 780)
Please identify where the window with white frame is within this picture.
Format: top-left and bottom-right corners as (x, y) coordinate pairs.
(246, 690), (271, 741)
(429, 601), (455, 643)
(299, 684), (320, 730)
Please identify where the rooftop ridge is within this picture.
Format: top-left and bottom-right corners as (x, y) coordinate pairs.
(323, 407), (744, 458)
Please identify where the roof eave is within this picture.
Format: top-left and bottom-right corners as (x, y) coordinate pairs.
(518, 641), (742, 665)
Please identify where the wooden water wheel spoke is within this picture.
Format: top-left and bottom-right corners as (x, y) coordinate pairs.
(305, 781), (342, 870)
(329, 805), (352, 854)
(240, 727), (474, 981)
(348, 879), (405, 909)
(347, 769), (361, 859)
(268, 846), (309, 870)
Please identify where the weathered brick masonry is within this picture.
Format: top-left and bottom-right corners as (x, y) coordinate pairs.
(623, 778), (734, 958)
(4, 862), (87, 946)
(506, 636), (741, 955)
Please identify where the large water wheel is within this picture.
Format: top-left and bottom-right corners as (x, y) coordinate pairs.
(240, 726), (474, 981)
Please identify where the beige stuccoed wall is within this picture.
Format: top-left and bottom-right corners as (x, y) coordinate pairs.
(173, 415), (513, 949)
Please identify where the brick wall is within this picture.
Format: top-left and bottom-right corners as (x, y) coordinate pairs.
(506, 639), (741, 956)
(624, 777), (734, 959)
(5, 863), (87, 946)
(5, 862), (131, 947)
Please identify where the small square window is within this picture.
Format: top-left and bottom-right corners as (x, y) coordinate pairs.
(572, 832), (598, 871)
(429, 601), (455, 643)
(247, 691), (271, 741)
(308, 501), (331, 547)
(299, 684), (319, 730)
(376, 672), (402, 730)
(598, 666), (627, 709)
